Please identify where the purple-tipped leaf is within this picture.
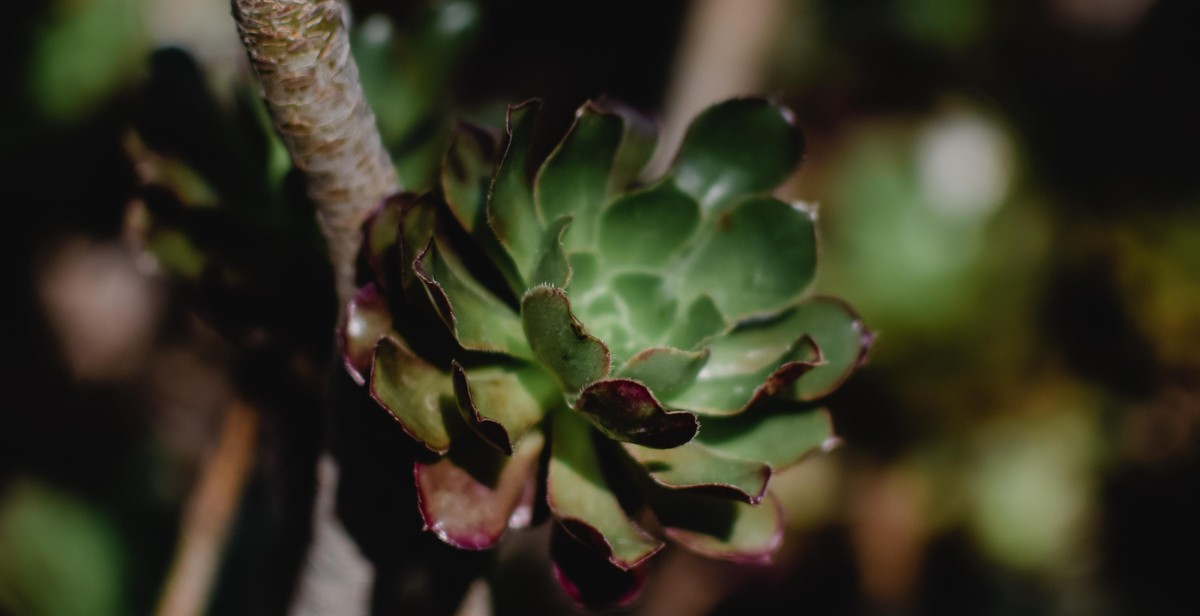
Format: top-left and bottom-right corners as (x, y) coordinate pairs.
(574, 379), (699, 449)
(547, 409), (663, 570)
(342, 283), (393, 386)
(550, 523), (647, 609)
(415, 430), (545, 550)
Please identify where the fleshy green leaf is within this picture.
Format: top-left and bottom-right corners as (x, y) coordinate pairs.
(529, 216), (574, 289)
(547, 409), (663, 570)
(396, 192), (440, 293)
(668, 294), (727, 350)
(615, 347), (709, 399)
(521, 285), (610, 392)
(342, 283), (393, 386)
(574, 380), (698, 449)
(598, 181), (700, 271)
(362, 194), (405, 289)
(790, 298), (875, 400)
(669, 98), (803, 210)
(414, 238), (532, 358)
(652, 490), (785, 564)
(535, 102), (624, 250)
(696, 403), (836, 469)
(601, 98), (657, 194)
(610, 272), (678, 349)
(488, 100), (543, 282)
(697, 298), (872, 401)
(667, 336), (822, 416)
(369, 337), (459, 454)
(624, 441), (770, 505)
(441, 123), (496, 234)
(550, 524), (646, 609)
(566, 251), (600, 296)
(680, 196), (817, 319)
(415, 429), (544, 550)
(451, 361), (559, 455)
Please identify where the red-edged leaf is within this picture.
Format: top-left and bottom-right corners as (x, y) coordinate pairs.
(550, 523), (646, 609)
(415, 430), (545, 550)
(342, 283), (392, 385)
(574, 380), (699, 449)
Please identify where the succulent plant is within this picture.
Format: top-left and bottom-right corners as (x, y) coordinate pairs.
(343, 97), (873, 607)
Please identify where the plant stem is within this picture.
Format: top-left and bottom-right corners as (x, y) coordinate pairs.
(232, 3), (393, 615)
(232, 0), (398, 306)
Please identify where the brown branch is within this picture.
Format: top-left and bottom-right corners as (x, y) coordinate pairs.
(232, 0), (399, 305)
(155, 400), (260, 616)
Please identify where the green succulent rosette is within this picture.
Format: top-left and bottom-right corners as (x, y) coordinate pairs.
(343, 98), (873, 608)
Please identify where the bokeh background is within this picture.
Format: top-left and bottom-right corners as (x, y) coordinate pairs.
(3, 0), (1198, 615)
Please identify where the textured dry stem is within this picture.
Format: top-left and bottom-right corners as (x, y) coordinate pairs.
(233, 0), (398, 305)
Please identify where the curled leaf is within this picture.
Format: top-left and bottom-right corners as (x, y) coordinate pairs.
(696, 402), (836, 469)
(535, 102), (624, 250)
(624, 441), (770, 505)
(414, 238), (532, 358)
(342, 283), (393, 385)
(488, 100), (543, 281)
(550, 523), (646, 609)
(547, 409), (663, 570)
(441, 122), (497, 234)
(654, 490), (785, 565)
(369, 337), (458, 454)
(451, 361), (558, 455)
(668, 335), (823, 416)
(521, 285), (610, 393)
(669, 98), (804, 211)
(415, 429), (545, 550)
(574, 379), (699, 449)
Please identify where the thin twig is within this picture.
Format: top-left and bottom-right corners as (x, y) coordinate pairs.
(155, 399), (260, 616)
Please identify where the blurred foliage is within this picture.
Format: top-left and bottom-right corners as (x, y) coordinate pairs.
(0, 481), (126, 616)
(3, 0), (1199, 615)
